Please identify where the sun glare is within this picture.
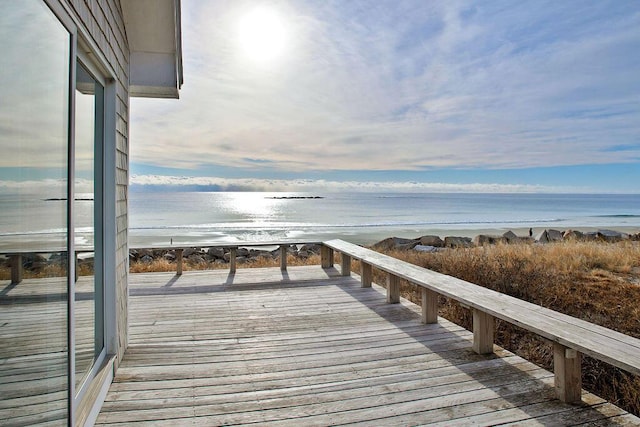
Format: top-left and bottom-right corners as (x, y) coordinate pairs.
(237, 6), (287, 63)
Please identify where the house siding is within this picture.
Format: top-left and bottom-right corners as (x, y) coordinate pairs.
(67, 0), (130, 367)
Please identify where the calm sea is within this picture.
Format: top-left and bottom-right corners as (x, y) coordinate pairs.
(127, 192), (640, 247)
(1, 192), (639, 250)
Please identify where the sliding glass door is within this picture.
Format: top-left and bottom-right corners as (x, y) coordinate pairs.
(1, 2), (111, 424)
(0, 1), (71, 424)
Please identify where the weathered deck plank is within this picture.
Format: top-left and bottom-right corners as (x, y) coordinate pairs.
(95, 266), (639, 426)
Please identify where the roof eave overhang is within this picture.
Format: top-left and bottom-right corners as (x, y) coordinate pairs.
(121, 0), (183, 99)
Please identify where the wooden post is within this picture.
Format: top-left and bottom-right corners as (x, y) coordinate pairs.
(340, 253), (351, 276)
(279, 245), (287, 271)
(387, 273), (400, 303)
(472, 309), (494, 354)
(321, 246), (333, 268)
(360, 262), (372, 288)
(10, 254), (22, 284)
(176, 249), (183, 275)
(421, 288), (438, 324)
(229, 248), (237, 274)
(554, 343), (582, 403)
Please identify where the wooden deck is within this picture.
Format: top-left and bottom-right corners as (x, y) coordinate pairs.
(95, 266), (639, 426)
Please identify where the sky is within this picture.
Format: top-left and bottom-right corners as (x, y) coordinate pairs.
(129, 0), (640, 193)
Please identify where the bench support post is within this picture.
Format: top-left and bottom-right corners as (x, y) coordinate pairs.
(386, 273), (400, 303)
(321, 246), (333, 268)
(472, 309), (494, 354)
(229, 248), (237, 274)
(10, 254), (23, 284)
(176, 249), (183, 276)
(554, 343), (582, 403)
(9, 254), (22, 285)
(421, 288), (438, 324)
(279, 245), (287, 270)
(340, 253), (351, 276)
(360, 262), (372, 288)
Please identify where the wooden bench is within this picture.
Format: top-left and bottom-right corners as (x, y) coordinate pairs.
(3, 248), (93, 284)
(322, 239), (640, 404)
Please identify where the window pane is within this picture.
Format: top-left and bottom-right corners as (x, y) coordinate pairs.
(74, 61), (105, 390)
(0, 1), (70, 425)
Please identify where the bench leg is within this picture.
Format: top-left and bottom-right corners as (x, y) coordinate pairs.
(554, 343), (582, 403)
(280, 245), (287, 271)
(421, 288), (438, 324)
(321, 246), (333, 268)
(386, 273), (400, 304)
(341, 253), (351, 276)
(229, 248), (237, 274)
(472, 309), (494, 354)
(360, 262), (372, 288)
(176, 249), (183, 276)
(10, 254), (23, 284)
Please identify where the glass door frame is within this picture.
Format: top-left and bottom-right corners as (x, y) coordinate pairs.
(72, 51), (107, 402)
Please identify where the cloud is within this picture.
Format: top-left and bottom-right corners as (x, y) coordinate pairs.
(130, 174), (581, 193)
(0, 178), (94, 196)
(129, 1), (640, 173)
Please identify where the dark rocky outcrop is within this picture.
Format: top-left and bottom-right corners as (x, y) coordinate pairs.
(419, 235), (445, 247)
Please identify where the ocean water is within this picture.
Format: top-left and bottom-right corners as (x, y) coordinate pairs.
(2, 192), (639, 250)
(127, 192), (640, 247)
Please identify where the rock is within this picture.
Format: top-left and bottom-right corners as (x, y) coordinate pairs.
(183, 248), (199, 257)
(297, 250), (311, 258)
(536, 229), (566, 243)
(414, 245), (439, 253)
(597, 229), (628, 242)
(188, 255), (206, 264)
(398, 241), (420, 250)
(140, 255), (154, 264)
(254, 252), (273, 261)
(300, 244), (321, 253)
(163, 252), (176, 261)
(444, 236), (473, 248)
(236, 256), (249, 264)
(249, 249), (272, 259)
(208, 247), (225, 259)
(547, 229), (563, 241)
(419, 235), (444, 247)
(371, 237), (419, 251)
(473, 235), (507, 246)
(237, 248), (250, 257)
(563, 230), (584, 241)
(138, 248), (153, 258)
(502, 231), (518, 243)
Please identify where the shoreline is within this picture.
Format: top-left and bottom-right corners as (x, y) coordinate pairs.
(127, 225), (640, 248)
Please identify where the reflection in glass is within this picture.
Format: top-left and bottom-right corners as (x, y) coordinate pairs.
(74, 62), (104, 391)
(0, 1), (71, 425)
